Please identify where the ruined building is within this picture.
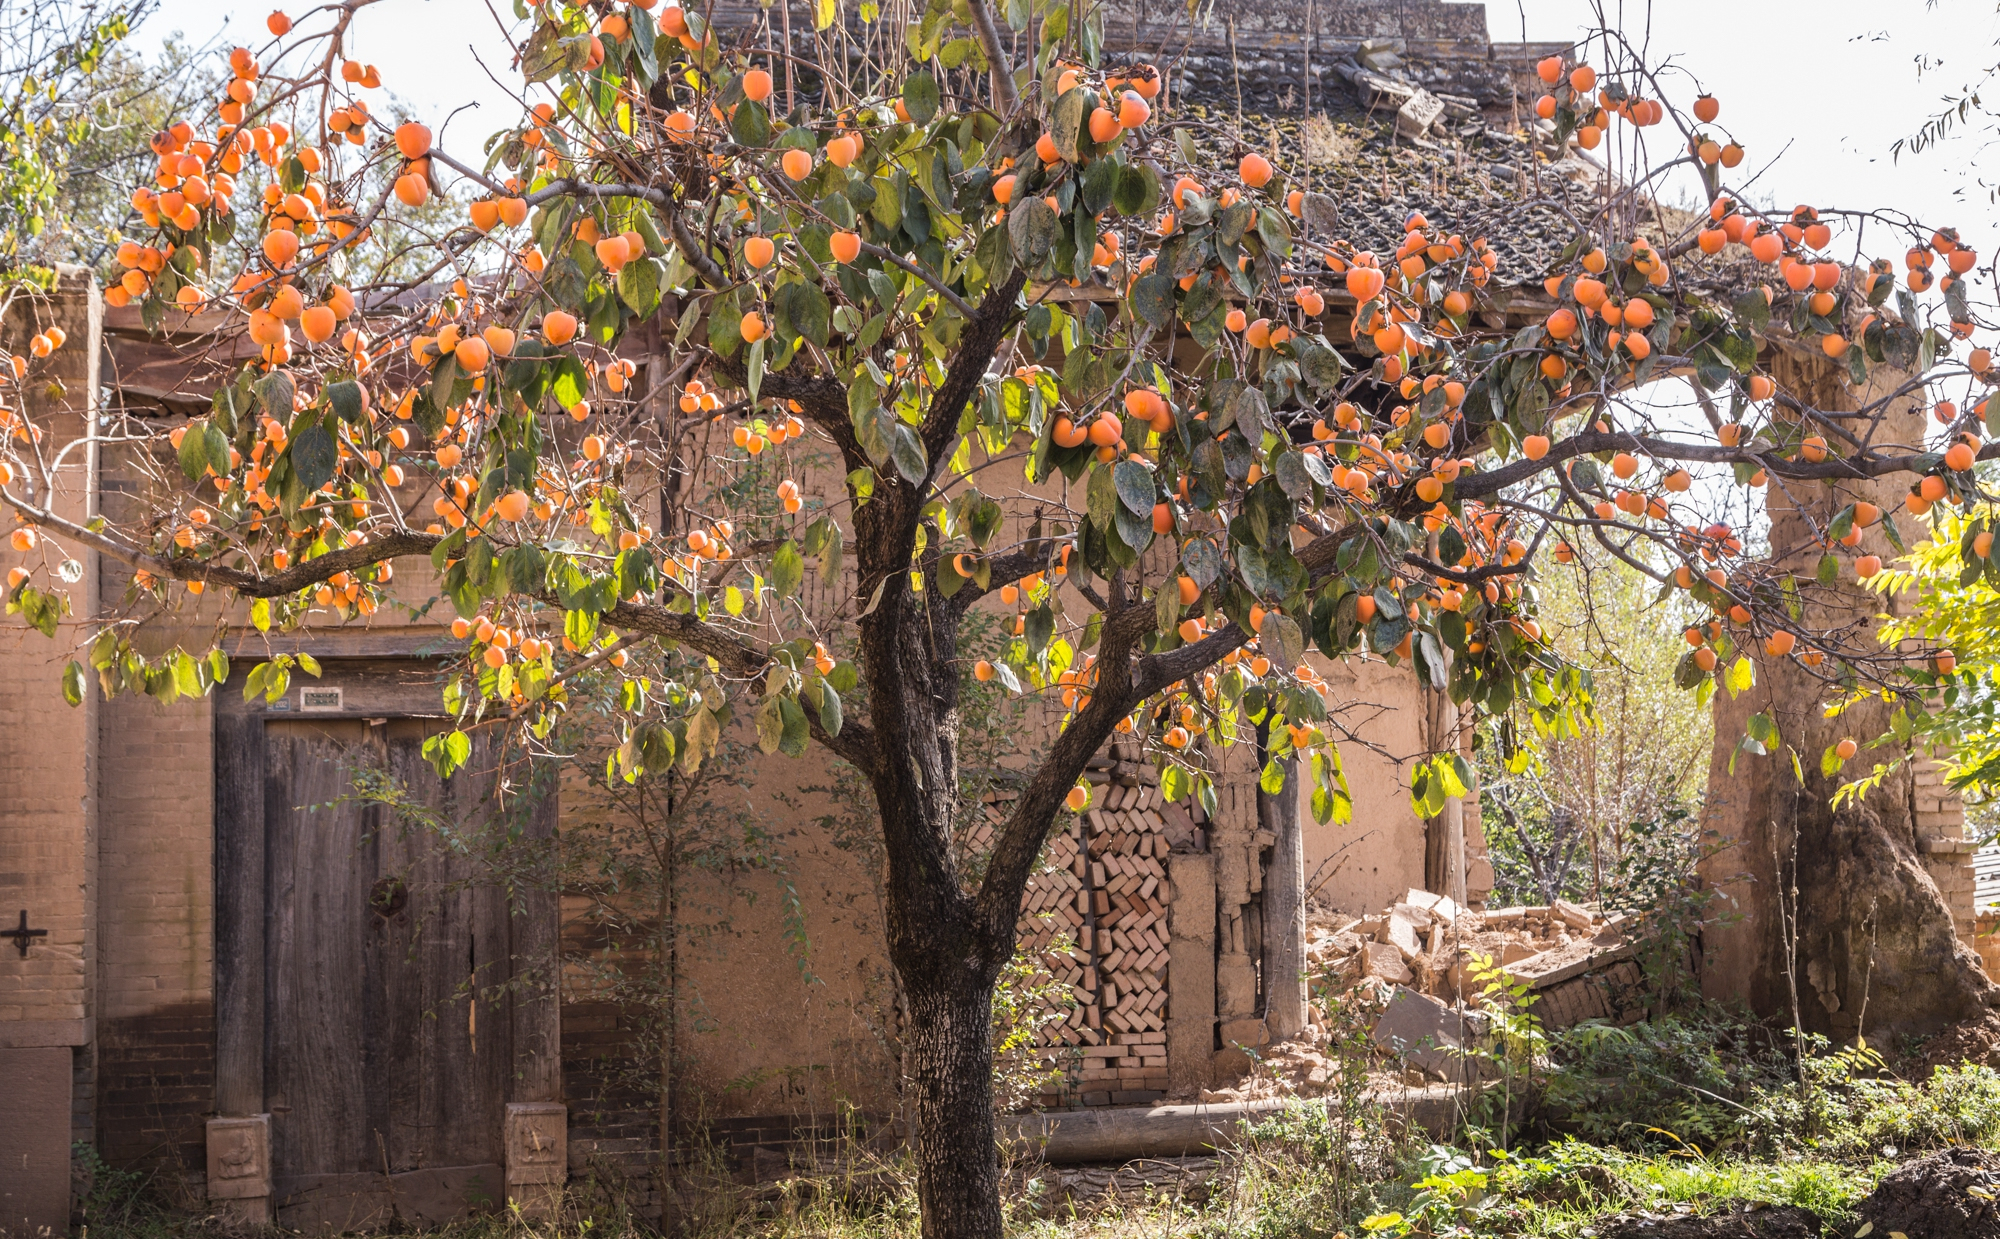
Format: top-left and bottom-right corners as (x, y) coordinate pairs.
(2, 0), (1981, 1233)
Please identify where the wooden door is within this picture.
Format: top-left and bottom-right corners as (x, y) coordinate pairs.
(214, 669), (558, 1232)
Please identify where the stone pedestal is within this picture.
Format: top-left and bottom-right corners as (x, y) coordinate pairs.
(206, 1115), (271, 1225)
(505, 1102), (567, 1218)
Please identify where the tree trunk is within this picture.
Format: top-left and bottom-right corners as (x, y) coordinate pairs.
(906, 973), (1003, 1239)
(1706, 661), (1995, 1041)
(1700, 346), (1999, 1044)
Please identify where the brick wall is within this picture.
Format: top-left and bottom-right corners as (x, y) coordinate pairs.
(91, 689), (215, 1179)
(0, 268), (103, 1235)
(1912, 757), (1978, 942)
(0, 270), (100, 1034)
(1534, 960), (1646, 1030)
(95, 1001), (213, 1182)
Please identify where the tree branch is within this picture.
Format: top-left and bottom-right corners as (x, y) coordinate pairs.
(919, 271), (1027, 461)
(964, 0), (1019, 114)
(602, 595), (879, 772)
(1453, 427), (1971, 502)
(2, 483), (878, 771)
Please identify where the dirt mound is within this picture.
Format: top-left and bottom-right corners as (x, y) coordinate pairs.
(1593, 1205), (1822, 1238)
(1856, 1146), (2000, 1239)
(1916, 1012), (2000, 1072)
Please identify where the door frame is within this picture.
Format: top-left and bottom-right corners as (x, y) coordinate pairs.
(211, 658), (560, 1218)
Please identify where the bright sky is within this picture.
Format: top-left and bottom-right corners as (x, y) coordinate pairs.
(137, 0), (2000, 246)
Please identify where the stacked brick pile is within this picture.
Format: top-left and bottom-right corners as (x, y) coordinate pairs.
(972, 745), (1203, 1108)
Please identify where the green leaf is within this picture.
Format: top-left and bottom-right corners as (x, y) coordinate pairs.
(326, 380), (364, 423)
(288, 423), (337, 493)
(847, 467), (876, 504)
(613, 547), (655, 600)
(1086, 463), (1118, 530)
(1113, 459), (1155, 515)
(1113, 162), (1159, 216)
(618, 257), (664, 318)
(889, 423), (927, 484)
(1747, 712), (1781, 748)
(1182, 538), (1222, 588)
(1273, 450), (1313, 499)
(1081, 156), (1119, 215)
(812, 679), (843, 736)
(780, 280), (832, 347)
(730, 97), (772, 147)
(255, 370), (297, 424)
(203, 422), (231, 478)
(1259, 759), (1287, 795)
(423, 730), (472, 779)
(777, 696), (809, 756)
(1265, 613), (1304, 669)
(61, 660), (85, 706)
(1008, 196), (1060, 264)
(1129, 268), (1176, 330)
(1024, 603), (1055, 655)
(771, 539), (805, 597)
(903, 70), (941, 123)
(1733, 288), (1771, 331)
(707, 285), (744, 356)
(177, 423), (213, 480)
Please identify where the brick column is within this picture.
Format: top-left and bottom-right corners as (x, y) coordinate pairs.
(1912, 757), (1978, 943)
(0, 267), (102, 1234)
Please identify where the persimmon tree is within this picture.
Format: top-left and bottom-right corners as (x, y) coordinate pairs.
(5, 2), (2000, 1232)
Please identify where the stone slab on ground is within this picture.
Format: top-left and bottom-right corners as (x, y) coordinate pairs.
(1369, 985), (1488, 1080)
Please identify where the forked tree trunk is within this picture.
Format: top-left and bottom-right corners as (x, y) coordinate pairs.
(1700, 347), (2000, 1045)
(905, 973), (1003, 1239)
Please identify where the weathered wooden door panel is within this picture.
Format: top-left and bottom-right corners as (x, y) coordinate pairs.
(264, 720), (376, 1182)
(239, 711), (541, 1230)
(370, 721), (513, 1173)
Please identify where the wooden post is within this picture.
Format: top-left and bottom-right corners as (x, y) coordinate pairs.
(1260, 758), (1306, 1041)
(1165, 852), (1215, 1095)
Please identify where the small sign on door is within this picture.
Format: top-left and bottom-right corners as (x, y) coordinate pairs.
(299, 687), (344, 712)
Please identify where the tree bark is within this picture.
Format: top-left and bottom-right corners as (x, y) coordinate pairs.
(1700, 346), (2000, 1043)
(905, 973), (1003, 1239)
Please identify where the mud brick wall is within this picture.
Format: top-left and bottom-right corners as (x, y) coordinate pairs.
(1533, 960), (1645, 1030)
(95, 1001), (214, 1177)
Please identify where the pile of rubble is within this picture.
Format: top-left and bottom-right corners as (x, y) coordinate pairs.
(1196, 890), (1649, 1103)
(1309, 890), (1641, 1015)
